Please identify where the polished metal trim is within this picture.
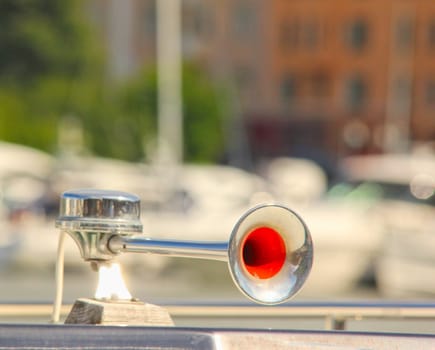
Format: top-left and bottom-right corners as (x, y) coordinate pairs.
(109, 236), (228, 261)
(56, 189), (142, 233)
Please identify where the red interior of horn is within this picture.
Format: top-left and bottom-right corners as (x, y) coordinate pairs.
(242, 226), (286, 279)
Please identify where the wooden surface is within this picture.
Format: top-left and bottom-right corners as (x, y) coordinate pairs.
(64, 298), (174, 326)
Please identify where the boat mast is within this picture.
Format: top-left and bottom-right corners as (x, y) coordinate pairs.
(156, 0), (183, 166)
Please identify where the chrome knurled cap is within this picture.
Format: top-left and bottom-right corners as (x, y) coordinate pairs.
(56, 188), (143, 233)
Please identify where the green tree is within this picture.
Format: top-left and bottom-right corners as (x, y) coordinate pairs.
(111, 64), (228, 163)
(0, 1), (229, 163)
(0, 0), (104, 152)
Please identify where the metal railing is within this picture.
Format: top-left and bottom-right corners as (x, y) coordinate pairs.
(2, 301), (435, 331)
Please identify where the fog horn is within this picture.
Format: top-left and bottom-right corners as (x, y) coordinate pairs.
(54, 188), (313, 309)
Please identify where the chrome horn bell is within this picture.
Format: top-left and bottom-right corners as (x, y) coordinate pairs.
(229, 204), (312, 304)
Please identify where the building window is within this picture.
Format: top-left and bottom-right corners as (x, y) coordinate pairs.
(280, 18), (320, 51)
(281, 75), (297, 105)
(427, 20), (435, 50)
(393, 76), (411, 108)
(235, 66), (255, 91)
(183, 3), (213, 39)
(344, 19), (368, 51)
(426, 80), (435, 106)
(388, 76), (412, 116)
(232, 3), (256, 39)
(195, 6), (213, 38)
(144, 1), (156, 36)
(395, 17), (414, 54)
(344, 76), (367, 112)
(311, 71), (329, 98)
(301, 20), (320, 49)
(280, 20), (299, 50)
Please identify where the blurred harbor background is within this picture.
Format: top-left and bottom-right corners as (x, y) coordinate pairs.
(2, 0), (435, 307)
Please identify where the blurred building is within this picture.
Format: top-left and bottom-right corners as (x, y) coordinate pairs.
(88, 0), (435, 166)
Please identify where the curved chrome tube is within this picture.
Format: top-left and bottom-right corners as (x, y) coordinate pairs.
(108, 236), (228, 261)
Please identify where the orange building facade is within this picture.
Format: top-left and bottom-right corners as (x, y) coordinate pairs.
(258, 0), (435, 162)
(91, 0), (435, 165)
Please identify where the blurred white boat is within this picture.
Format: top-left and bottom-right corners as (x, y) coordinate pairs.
(339, 153), (435, 297)
(0, 142), (56, 268)
(262, 157), (384, 295)
(12, 155), (274, 270)
(262, 157), (328, 207)
(139, 164), (272, 241)
(0, 219), (21, 268)
(298, 199), (384, 296)
(5, 148), (422, 298)
(52, 156), (271, 239)
(0, 141), (54, 178)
